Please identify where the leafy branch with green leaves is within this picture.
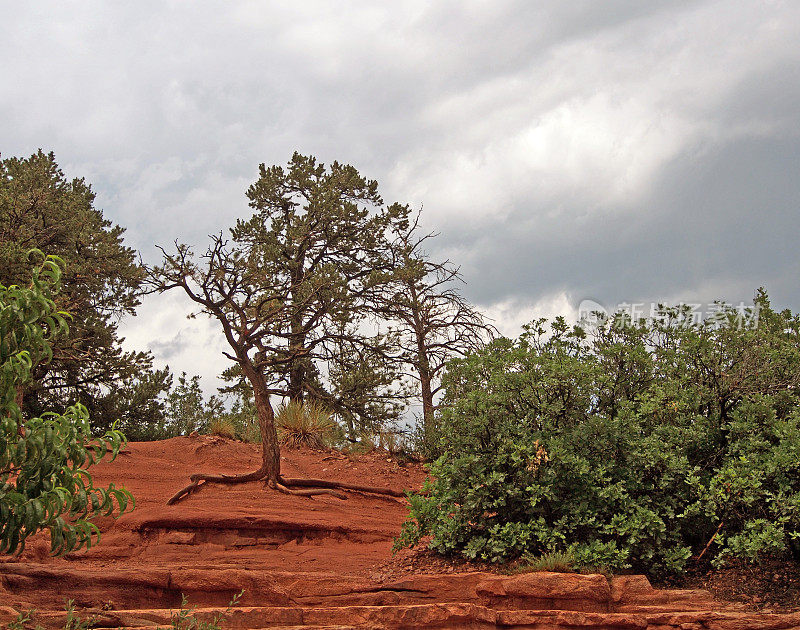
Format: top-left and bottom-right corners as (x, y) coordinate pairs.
(1, 252), (134, 556)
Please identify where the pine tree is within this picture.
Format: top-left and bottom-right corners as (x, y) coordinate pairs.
(0, 150), (169, 433)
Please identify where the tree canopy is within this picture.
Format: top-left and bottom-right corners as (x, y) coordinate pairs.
(235, 153), (408, 417)
(149, 153), (409, 502)
(0, 150), (170, 433)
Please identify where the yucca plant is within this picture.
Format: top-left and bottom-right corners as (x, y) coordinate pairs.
(275, 400), (336, 449)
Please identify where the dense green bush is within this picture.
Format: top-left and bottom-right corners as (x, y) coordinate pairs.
(397, 292), (800, 577)
(1, 254), (133, 555)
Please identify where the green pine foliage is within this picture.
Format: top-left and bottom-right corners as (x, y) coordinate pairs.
(127, 372), (226, 441)
(1, 254), (134, 555)
(0, 150), (170, 436)
(397, 292), (800, 577)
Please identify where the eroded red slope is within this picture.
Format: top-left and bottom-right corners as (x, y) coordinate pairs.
(2, 436), (798, 629)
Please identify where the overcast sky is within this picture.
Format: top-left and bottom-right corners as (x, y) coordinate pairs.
(3, 1), (799, 394)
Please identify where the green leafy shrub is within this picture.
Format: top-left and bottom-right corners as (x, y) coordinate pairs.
(1, 254), (133, 555)
(398, 293), (800, 577)
(62, 600), (94, 630)
(409, 419), (445, 461)
(6, 609), (39, 630)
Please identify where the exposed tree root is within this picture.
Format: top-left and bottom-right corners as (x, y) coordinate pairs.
(166, 467), (268, 505)
(167, 478), (203, 505)
(274, 481), (347, 500)
(280, 476), (406, 498)
(166, 470), (406, 505)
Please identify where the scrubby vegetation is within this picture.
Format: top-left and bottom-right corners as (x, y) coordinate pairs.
(0, 255), (132, 555)
(508, 550), (582, 574)
(398, 292), (800, 578)
(6, 601), (94, 630)
(4, 150), (798, 587)
(166, 590), (243, 630)
(6, 591), (243, 630)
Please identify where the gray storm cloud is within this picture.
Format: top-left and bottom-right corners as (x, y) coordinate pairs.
(2, 0), (798, 390)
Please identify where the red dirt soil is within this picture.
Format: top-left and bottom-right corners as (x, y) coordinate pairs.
(2, 435), (799, 629)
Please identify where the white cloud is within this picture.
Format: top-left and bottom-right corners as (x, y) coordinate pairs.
(481, 292), (578, 339)
(2, 0), (799, 388)
(119, 291), (230, 396)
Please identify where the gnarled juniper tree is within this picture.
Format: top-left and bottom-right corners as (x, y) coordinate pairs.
(148, 153), (408, 503)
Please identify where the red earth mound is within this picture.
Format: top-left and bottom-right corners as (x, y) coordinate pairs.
(1, 435), (799, 629)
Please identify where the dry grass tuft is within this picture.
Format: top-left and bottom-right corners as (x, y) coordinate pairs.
(508, 550), (576, 574)
(207, 418), (236, 440)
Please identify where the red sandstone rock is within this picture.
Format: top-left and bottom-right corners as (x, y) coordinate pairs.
(612, 575), (655, 603)
(476, 571), (612, 612)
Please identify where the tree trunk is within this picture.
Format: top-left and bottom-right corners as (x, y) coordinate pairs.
(420, 372), (434, 435)
(166, 360), (281, 504)
(243, 362), (281, 483)
(413, 313), (435, 439)
(288, 355), (305, 403)
(166, 360), (406, 505)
